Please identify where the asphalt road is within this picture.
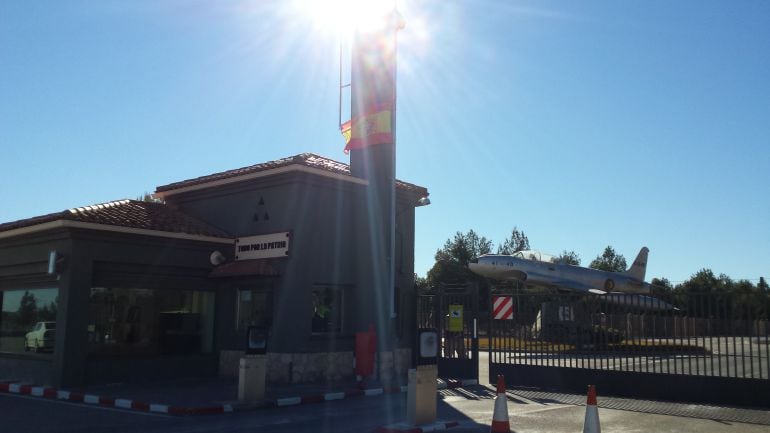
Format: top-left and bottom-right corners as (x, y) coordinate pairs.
(4, 384), (770, 433)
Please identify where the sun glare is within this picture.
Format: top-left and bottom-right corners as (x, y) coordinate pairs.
(293, 0), (397, 34)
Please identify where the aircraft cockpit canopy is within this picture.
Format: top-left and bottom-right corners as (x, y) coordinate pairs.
(512, 250), (559, 264)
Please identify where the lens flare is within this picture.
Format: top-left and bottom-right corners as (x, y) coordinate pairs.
(292, 0), (396, 34)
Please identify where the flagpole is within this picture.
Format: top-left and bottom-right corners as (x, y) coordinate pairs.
(389, 6), (399, 319)
(339, 41), (343, 130)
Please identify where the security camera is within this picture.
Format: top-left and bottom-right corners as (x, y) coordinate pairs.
(210, 250), (226, 266)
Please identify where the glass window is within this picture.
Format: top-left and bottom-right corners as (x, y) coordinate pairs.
(0, 288), (58, 355)
(88, 288), (214, 358)
(311, 287), (343, 333)
(236, 290), (272, 330)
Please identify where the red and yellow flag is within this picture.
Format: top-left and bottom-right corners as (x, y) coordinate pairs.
(340, 119), (352, 145)
(342, 104), (393, 153)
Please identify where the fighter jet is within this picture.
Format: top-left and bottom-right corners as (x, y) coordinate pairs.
(469, 247), (652, 295)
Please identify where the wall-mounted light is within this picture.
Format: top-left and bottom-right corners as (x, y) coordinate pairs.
(210, 250), (226, 266)
(47, 251), (65, 275)
(47, 251), (58, 275)
(416, 197), (431, 207)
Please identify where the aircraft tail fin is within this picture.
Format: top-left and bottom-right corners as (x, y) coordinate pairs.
(625, 247), (649, 281)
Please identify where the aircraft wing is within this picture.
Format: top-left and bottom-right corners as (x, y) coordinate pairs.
(543, 278), (606, 295)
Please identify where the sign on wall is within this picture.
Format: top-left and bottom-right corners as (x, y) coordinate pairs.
(492, 296), (514, 320)
(235, 232), (290, 260)
(448, 304), (464, 332)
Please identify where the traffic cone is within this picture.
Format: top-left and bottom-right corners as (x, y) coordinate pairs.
(582, 385), (601, 433)
(490, 375), (511, 433)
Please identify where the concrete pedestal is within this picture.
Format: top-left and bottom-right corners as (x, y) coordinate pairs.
(406, 364), (438, 426)
(238, 355), (266, 402)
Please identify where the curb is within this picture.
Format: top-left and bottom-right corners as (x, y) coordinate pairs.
(0, 382), (234, 415)
(0, 378), (478, 416)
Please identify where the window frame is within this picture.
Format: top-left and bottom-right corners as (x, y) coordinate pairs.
(0, 286), (59, 356)
(235, 288), (273, 331)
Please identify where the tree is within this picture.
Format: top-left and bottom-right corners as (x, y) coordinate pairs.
(556, 250), (580, 265)
(651, 277), (673, 291)
(678, 269), (729, 294)
(650, 277), (675, 303)
(675, 269), (738, 318)
(759, 277), (769, 293)
(414, 274), (429, 294)
(427, 230), (492, 286)
(137, 192), (161, 203)
(38, 301), (58, 322)
(17, 291), (38, 327)
(589, 246), (627, 273)
(497, 227), (529, 255)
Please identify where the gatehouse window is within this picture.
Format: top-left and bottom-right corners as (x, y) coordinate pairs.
(87, 288), (214, 358)
(236, 289), (272, 330)
(0, 288), (58, 355)
(311, 286), (343, 333)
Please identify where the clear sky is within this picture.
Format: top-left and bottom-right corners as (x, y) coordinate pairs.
(1, 1), (768, 285)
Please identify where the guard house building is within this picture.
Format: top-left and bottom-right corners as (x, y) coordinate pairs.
(0, 153), (429, 387)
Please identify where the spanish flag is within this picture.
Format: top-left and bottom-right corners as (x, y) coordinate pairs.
(340, 119), (352, 146)
(342, 104), (393, 154)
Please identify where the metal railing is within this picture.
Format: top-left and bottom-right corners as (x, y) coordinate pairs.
(488, 291), (770, 380)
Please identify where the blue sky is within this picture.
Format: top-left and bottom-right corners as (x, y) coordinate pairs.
(1, 1), (768, 285)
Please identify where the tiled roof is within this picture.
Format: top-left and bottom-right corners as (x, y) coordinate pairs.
(155, 153), (429, 196)
(0, 199), (232, 239)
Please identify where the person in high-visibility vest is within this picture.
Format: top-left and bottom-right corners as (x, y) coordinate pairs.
(446, 305), (466, 359)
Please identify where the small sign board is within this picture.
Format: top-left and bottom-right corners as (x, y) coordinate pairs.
(235, 232), (290, 260)
(448, 305), (463, 332)
(492, 296), (514, 320)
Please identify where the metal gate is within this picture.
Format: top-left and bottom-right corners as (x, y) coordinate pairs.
(417, 284), (479, 380)
(487, 290), (770, 407)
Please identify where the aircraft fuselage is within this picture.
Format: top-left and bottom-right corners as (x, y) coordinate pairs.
(469, 253), (650, 294)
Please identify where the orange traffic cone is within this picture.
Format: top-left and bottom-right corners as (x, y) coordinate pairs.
(490, 375), (511, 433)
(582, 385), (601, 433)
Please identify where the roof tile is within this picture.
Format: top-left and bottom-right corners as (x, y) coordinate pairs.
(0, 199), (232, 239)
(155, 153), (429, 196)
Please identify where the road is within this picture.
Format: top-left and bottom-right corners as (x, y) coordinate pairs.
(4, 384), (770, 433)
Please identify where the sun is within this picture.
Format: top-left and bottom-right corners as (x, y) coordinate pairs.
(292, 0), (397, 34)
